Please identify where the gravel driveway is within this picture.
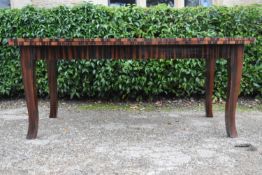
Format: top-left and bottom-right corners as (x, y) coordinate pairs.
(0, 99), (261, 175)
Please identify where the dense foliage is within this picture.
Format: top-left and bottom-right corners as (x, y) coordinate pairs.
(0, 4), (261, 100)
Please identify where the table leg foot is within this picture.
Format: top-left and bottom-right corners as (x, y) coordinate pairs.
(225, 45), (243, 138)
(26, 110), (38, 139)
(21, 47), (39, 139)
(48, 59), (58, 118)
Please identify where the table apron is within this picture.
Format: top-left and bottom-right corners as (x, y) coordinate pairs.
(20, 45), (241, 60)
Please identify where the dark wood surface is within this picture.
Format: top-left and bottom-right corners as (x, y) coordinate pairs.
(9, 38), (255, 46)
(8, 37), (255, 139)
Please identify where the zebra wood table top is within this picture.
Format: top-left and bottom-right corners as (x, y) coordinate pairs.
(8, 37), (255, 46)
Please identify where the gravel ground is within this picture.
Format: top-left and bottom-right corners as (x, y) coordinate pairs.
(0, 99), (261, 175)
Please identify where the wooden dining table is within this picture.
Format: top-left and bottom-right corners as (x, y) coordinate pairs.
(8, 37), (255, 139)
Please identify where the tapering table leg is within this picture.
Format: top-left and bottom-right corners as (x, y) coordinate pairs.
(225, 45), (244, 138)
(21, 47), (39, 139)
(47, 59), (58, 118)
(205, 48), (216, 118)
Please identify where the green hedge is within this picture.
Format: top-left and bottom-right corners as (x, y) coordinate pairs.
(0, 4), (261, 100)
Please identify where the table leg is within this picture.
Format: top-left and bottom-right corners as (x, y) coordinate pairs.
(225, 45), (244, 138)
(47, 59), (58, 118)
(21, 47), (39, 139)
(205, 49), (216, 117)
